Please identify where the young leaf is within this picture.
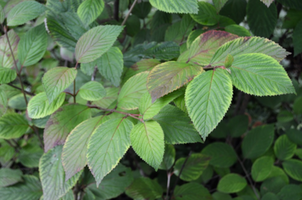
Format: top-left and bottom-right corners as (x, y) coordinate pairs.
(78, 81), (106, 101)
(40, 145), (82, 200)
(62, 116), (108, 181)
(130, 121), (164, 170)
(174, 183), (212, 200)
(159, 144), (175, 170)
(118, 72), (148, 110)
(87, 118), (133, 186)
(174, 153), (210, 181)
(0, 30), (19, 69)
(274, 135), (297, 161)
(0, 113), (29, 139)
(153, 105), (202, 144)
(185, 68), (233, 140)
(149, 0), (198, 14)
(282, 159), (302, 182)
(7, 1), (46, 26)
(0, 67), (17, 84)
(44, 104), (91, 152)
(27, 92), (66, 119)
(147, 61), (203, 102)
(77, 0), (104, 25)
(190, 2), (219, 25)
(229, 53), (295, 96)
(217, 174), (247, 193)
(75, 25), (123, 63)
(18, 24), (48, 67)
(42, 67), (77, 103)
(0, 168), (22, 187)
(178, 30), (238, 65)
(224, 54), (234, 68)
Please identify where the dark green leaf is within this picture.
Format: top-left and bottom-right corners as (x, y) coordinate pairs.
(0, 168), (22, 187)
(260, 176), (287, 196)
(274, 135), (297, 160)
(190, 2), (219, 25)
(159, 144), (175, 170)
(286, 129), (302, 146)
(0, 113), (28, 139)
(282, 159), (302, 181)
(217, 174), (247, 193)
(174, 183), (212, 200)
(277, 184), (302, 200)
(293, 20), (302, 56)
(251, 156), (274, 182)
(220, 0), (247, 24)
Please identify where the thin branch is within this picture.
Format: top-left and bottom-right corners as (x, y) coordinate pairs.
(121, 0), (138, 26)
(165, 172), (172, 200)
(73, 79), (76, 103)
(7, 83), (35, 96)
(91, 66), (98, 81)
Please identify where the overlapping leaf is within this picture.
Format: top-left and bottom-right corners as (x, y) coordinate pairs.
(217, 174), (247, 193)
(252, 156), (274, 182)
(149, 0), (198, 14)
(0, 30), (19, 69)
(0, 113), (29, 139)
(87, 118), (133, 186)
(282, 159), (302, 181)
(93, 87), (119, 108)
(190, 2), (219, 25)
(274, 135), (297, 160)
(174, 183), (212, 200)
(0, 67), (17, 84)
(185, 68), (233, 140)
(77, 0), (104, 25)
(124, 59), (160, 82)
(78, 81), (106, 101)
(0, 168), (22, 187)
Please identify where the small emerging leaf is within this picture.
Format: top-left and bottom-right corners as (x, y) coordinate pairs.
(224, 54), (234, 68)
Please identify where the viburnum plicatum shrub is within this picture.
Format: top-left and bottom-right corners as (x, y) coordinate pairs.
(0, 0), (302, 199)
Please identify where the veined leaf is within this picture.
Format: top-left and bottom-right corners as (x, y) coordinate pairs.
(147, 61), (203, 102)
(217, 174), (247, 193)
(87, 118), (133, 186)
(40, 145), (82, 200)
(149, 0), (198, 14)
(18, 144), (43, 168)
(0, 67), (17, 84)
(220, 0), (247, 24)
(62, 116), (108, 181)
(252, 156), (274, 182)
(229, 53), (295, 96)
(178, 30), (238, 65)
(153, 105), (202, 144)
(185, 68), (233, 140)
(7, 1), (46, 26)
(274, 135), (297, 161)
(44, 104), (91, 152)
(282, 159), (302, 182)
(174, 183), (212, 200)
(0, 90), (8, 117)
(213, 0), (229, 12)
(277, 184), (302, 200)
(118, 72), (148, 110)
(77, 0), (104, 25)
(96, 47), (124, 87)
(18, 24), (48, 67)
(0, 113), (29, 139)
(78, 81), (106, 101)
(159, 144), (175, 170)
(0, 168), (22, 187)
(93, 87), (119, 108)
(124, 59), (160, 82)
(75, 25), (123, 63)
(0, 30), (19, 69)
(42, 67), (77, 103)
(46, 0), (82, 13)
(225, 24), (251, 37)
(130, 121), (164, 170)
(190, 2), (219, 25)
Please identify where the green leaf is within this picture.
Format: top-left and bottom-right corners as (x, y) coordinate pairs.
(42, 67), (77, 103)
(282, 159), (302, 181)
(225, 24), (251, 37)
(0, 90), (7, 117)
(186, 29), (204, 49)
(159, 144), (175, 170)
(174, 153), (210, 181)
(286, 129), (302, 146)
(132, 1), (152, 19)
(174, 183), (212, 200)
(0, 175), (42, 200)
(220, 0), (247, 24)
(190, 2), (219, 25)
(125, 15), (141, 37)
(0, 67), (17, 84)
(213, 0), (228, 12)
(247, 0), (277, 38)
(8, 93), (30, 110)
(153, 105), (202, 144)
(93, 87), (119, 109)
(227, 115), (249, 137)
(293, 20), (302, 56)
(87, 118), (133, 186)
(229, 53), (295, 96)
(118, 72), (148, 110)
(62, 116), (107, 181)
(267, 166), (289, 183)
(217, 174), (247, 193)
(0, 113), (28, 139)
(147, 61), (203, 102)
(0, 5), (4, 24)
(185, 68), (233, 140)
(282, 10), (302, 29)
(274, 135), (297, 161)
(78, 81), (106, 101)
(178, 30), (238, 65)
(18, 24), (48, 67)
(251, 156), (274, 182)
(130, 121), (164, 170)
(260, 176), (287, 196)
(262, 192), (279, 200)
(201, 142), (237, 168)
(7, 1), (46, 26)
(149, 0), (198, 14)
(224, 54), (234, 68)
(212, 192), (233, 200)
(28, 92), (65, 119)
(277, 0), (302, 10)
(40, 145), (82, 200)
(44, 104), (91, 152)
(125, 177), (163, 200)
(293, 96), (302, 114)
(96, 47), (124, 87)
(242, 125), (275, 159)
(277, 184), (302, 200)
(77, 0), (104, 25)
(0, 30), (19, 69)
(75, 25), (123, 63)
(18, 144), (43, 168)
(0, 168), (22, 187)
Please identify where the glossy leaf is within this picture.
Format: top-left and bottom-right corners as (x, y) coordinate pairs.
(0, 113), (28, 139)
(87, 118), (133, 186)
(40, 145), (82, 200)
(147, 61), (203, 102)
(190, 2), (219, 25)
(0, 30), (19, 69)
(0, 67), (17, 84)
(174, 183), (212, 200)
(18, 24), (48, 67)
(42, 67), (77, 103)
(130, 121), (164, 170)
(0, 168), (22, 187)
(75, 25), (123, 63)
(28, 92), (65, 119)
(186, 68), (233, 140)
(217, 174), (247, 193)
(78, 81), (106, 101)
(251, 156), (274, 182)
(77, 0), (104, 25)
(44, 104), (91, 152)
(274, 135), (297, 160)
(282, 159), (302, 182)
(293, 20), (302, 56)
(7, 1), (46, 26)
(149, 0), (198, 14)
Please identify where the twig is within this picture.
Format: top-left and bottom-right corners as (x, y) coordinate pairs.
(165, 172), (172, 200)
(73, 79), (76, 103)
(7, 83), (35, 96)
(91, 67), (98, 81)
(121, 0), (138, 26)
